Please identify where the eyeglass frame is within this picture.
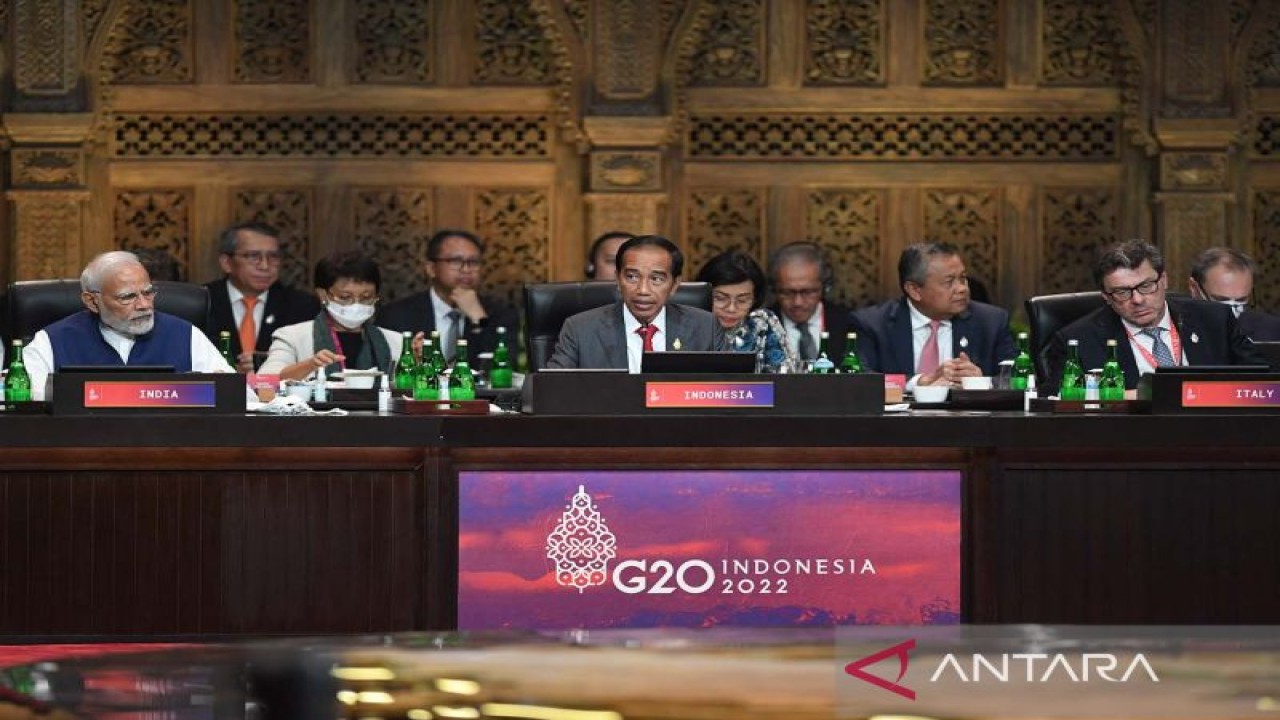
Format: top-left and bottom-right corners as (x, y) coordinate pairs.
(230, 251), (285, 266)
(1102, 272), (1163, 302)
(774, 287), (822, 301)
(430, 256), (485, 271)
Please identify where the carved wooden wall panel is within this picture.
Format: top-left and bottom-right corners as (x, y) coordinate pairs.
(100, 0), (192, 84)
(13, 196), (86, 281)
(352, 0), (432, 84)
(83, 0), (109, 48)
(233, 0), (312, 83)
(805, 190), (883, 309)
(923, 0), (1002, 86)
(684, 188), (766, 278)
(1041, 0), (1122, 86)
(1248, 7), (1280, 88)
(689, 0), (765, 86)
(13, 0), (79, 96)
(113, 190), (193, 278)
(1252, 190), (1280, 312)
(471, 0), (553, 85)
(804, 0), (883, 86)
(923, 189), (1001, 296)
(353, 189), (434, 303)
(1041, 188), (1119, 296)
(686, 114), (1121, 160)
(472, 189), (551, 309)
(233, 189), (313, 292)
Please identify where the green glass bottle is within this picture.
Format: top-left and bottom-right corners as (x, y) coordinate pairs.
(217, 331), (235, 367)
(839, 332), (863, 374)
(1011, 332), (1033, 391)
(449, 339), (477, 400)
(413, 331), (442, 400)
(490, 326), (513, 389)
(1059, 339), (1086, 401)
(811, 331), (835, 373)
(5, 339), (32, 403)
(393, 331), (417, 392)
(1099, 338), (1125, 402)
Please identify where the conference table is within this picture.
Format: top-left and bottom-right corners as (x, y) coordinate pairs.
(0, 409), (1276, 635)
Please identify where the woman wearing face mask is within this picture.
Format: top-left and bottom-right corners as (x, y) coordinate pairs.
(260, 250), (421, 381)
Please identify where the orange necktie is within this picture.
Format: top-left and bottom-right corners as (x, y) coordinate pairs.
(239, 296), (258, 357)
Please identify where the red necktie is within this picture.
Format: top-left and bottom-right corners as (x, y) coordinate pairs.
(917, 319), (941, 375)
(636, 324), (657, 352)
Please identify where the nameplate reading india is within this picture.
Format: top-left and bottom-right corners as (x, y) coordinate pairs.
(645, 381), (774, 408)
(1182, 381), (1280, 408)
(84, 381), (217, 409)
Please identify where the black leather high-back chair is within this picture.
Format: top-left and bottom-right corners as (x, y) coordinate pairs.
(8, 279), (212, 342)
(1024, 291), (1105, 380)
(523, 280), (712, 371)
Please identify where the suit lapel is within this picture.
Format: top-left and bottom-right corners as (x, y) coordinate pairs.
(258, 284), (285, 351)
(1168, 302), (1208, 365)
(888, 300), (914, 373)
(596, 304), (628, 369)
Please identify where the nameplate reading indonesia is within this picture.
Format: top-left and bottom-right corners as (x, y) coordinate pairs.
(84, 381), (219, 409)
(1181, 381), (1280, 408)
(644, 381), (774, 408)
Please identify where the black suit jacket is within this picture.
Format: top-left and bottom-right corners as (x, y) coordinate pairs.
(204, 279), (320, 364)
(768, 301), (851, 359)
(376, 289), (519, 362)
(1042, 296), (1266, 393)
(1237, 308), (1280, 342)
(848, 298), (1017, 376)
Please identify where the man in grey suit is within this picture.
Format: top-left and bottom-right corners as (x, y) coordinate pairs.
(547, 235), (727, 370)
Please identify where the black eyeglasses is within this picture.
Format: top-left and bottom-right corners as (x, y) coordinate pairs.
(1104, 274), (1162, 302)
(233, 251), (284, 266)
(431, 256), (484, 270)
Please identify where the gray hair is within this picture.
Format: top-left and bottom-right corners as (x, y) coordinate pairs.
(217, 221), (280, 256)
(898, 242), (960, 289)
(81, 251), (143, 292)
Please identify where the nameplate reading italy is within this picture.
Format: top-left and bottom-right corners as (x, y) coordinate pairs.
(1181, 381), (1280, 408)
(84, 381), (218, 409)
(645, 381), (774, 408)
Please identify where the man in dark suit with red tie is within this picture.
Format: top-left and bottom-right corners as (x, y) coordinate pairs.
(376, 229), (518, 363)
(204, 222), (319, 372)
(1044, 239), (1264, 394)
(849, 242), (1017, 388)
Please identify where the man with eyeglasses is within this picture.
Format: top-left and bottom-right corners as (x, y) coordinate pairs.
(546, 235), (726, 370)
(377, 229), (518, 364)
(24, 251), (236, 400)
(850, 242), (1016, 387)
(1188, 246), (1280, 342)
(1044, 239), (1264, 394)
(204, 221), (320, 372)
(767, 242), (850, 361)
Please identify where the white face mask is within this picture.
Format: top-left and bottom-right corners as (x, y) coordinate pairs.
(326, 301), (375, 328)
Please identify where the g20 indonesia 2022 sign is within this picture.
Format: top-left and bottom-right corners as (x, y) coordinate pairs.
(457, 470), (961, 629)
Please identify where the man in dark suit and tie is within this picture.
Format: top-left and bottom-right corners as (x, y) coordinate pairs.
(204, 222), (319, 372)
(376, 229), (519, 363)
(1188, 246), (1280, 342)
(767, 242), (850, 361)
(547, 235), (727, 370)
(1044, 239), (1264, 394)
(849, 242), (1017, 387)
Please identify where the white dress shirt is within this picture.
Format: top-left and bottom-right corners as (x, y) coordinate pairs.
(1121, 304), (1184, 376)
(226, 281), (269, 339)
(623, 305), (668, 374)
(24, 319), (235, 400)
(907, 301), (953, 391)
(782, 302), (825, 358)
(431, 287), (465, 354)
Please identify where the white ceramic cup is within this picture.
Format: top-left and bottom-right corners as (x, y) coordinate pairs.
(284, 383), (313, 400)
(913, 385), (950, 403)
(960, 376), (993, 390)
(342, 372), (380, 389)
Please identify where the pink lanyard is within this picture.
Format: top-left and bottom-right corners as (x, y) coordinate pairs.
(323, 317), (348, 371)
(1123, 322), (1183, 368)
